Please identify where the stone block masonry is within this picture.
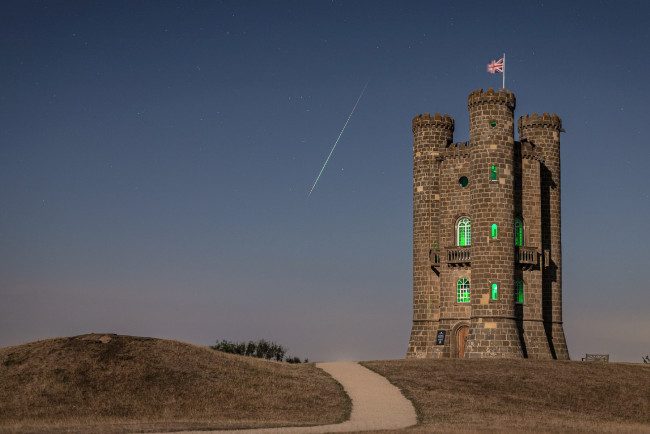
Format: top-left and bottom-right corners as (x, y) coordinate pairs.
(407, 89), (569, 359)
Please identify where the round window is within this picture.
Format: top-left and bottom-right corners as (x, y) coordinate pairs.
(459, 176), (469, 187)
(490, 121), (497, 127)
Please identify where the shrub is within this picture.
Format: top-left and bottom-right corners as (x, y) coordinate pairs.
(272, 343), (286, 362)
(643, 355), (649, 364)
(211, 339), (293, 362)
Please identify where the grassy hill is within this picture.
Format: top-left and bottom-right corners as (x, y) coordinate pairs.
(361, 358), (650, 433)
(4, 335), (649, 433)
(0, 334), (350, 433)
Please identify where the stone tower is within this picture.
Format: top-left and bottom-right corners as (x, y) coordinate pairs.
(407, 88), (569, 359)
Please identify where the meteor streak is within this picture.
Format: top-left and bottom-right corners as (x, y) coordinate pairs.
(307, 81), (369, 198)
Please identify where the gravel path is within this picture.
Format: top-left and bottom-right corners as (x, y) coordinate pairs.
(174, 361), (417, 433)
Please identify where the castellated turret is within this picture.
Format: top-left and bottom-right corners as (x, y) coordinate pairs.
(407, 89), (569, 359)
(518, 112), (569, 359)
(409, 113), (454, 357)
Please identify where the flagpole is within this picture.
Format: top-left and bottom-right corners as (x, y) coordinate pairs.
(503, 52), (506, 89)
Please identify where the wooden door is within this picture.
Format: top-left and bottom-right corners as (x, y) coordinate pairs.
(457, 326), (469, 358)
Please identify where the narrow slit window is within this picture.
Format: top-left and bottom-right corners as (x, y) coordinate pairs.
(491, 283), (498, 300)
(457, 278), (470, 303)
(491, 224), (498, 239)
(515, 279), (524, 304)
(514, 219), (524, 246)
(490, 165), (498, 181)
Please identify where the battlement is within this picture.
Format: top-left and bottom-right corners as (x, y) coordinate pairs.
(412, 112), (455, 133)
(467, 88), (516, 109)
(439, 141), (472, 161)
(518, 112), (562, 133)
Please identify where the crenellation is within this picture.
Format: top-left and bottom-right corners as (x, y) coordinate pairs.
(412, 113), (455, 134)
(518, 112), (562, 134)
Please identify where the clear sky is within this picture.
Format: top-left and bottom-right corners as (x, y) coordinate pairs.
(2, 0), (649, 363)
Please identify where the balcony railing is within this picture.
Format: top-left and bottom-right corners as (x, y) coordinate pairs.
(516, 246), (537, 269)
(446, 246), (471, 266)
(428, 246), (537, 269)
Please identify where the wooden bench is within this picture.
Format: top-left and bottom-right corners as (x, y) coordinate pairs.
(583, 354), (609, 362)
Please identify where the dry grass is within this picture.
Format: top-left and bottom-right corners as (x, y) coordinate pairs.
(0, 334), (350, 433)
(360, 358), (650, 433)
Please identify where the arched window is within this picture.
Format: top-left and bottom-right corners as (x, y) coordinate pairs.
(457, 278), (470, 303)
(515, 279), (524, 304)
(491, 283), (498, 300)
(491, 223), (498, 239)
(514, 219), (524, 246)
(457, 218), (471, 246)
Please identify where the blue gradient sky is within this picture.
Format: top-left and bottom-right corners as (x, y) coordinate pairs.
(2, 1), (649, 362)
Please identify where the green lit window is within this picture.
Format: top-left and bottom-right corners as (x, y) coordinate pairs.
(457, 278), (470, 303)
(490, 121), (497, 127)
(490, 165), (498, 181)
(515, 279), (524, 304)
(491, 223), (498, 239)
(514, 219), (524, 246)
(457, 218), (471, 246)
(491, 283), (498, 300)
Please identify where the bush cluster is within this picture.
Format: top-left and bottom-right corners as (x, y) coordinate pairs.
(643, 355), (649, 364)
(211, 339), (307, 363)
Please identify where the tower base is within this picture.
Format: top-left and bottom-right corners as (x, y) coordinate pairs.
(407, 320), (444, 358)
(546, 322), (570, 360)
(520, 320), (553, 359)
(464, 318), (524, 358)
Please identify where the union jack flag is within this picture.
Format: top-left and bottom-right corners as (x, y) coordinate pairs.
(487, 58), (504, 74)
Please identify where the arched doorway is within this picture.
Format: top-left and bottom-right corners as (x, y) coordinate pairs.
(457, 326), (469, 358)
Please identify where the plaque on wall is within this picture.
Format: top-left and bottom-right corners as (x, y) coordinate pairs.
(436, 330), (446, 345)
